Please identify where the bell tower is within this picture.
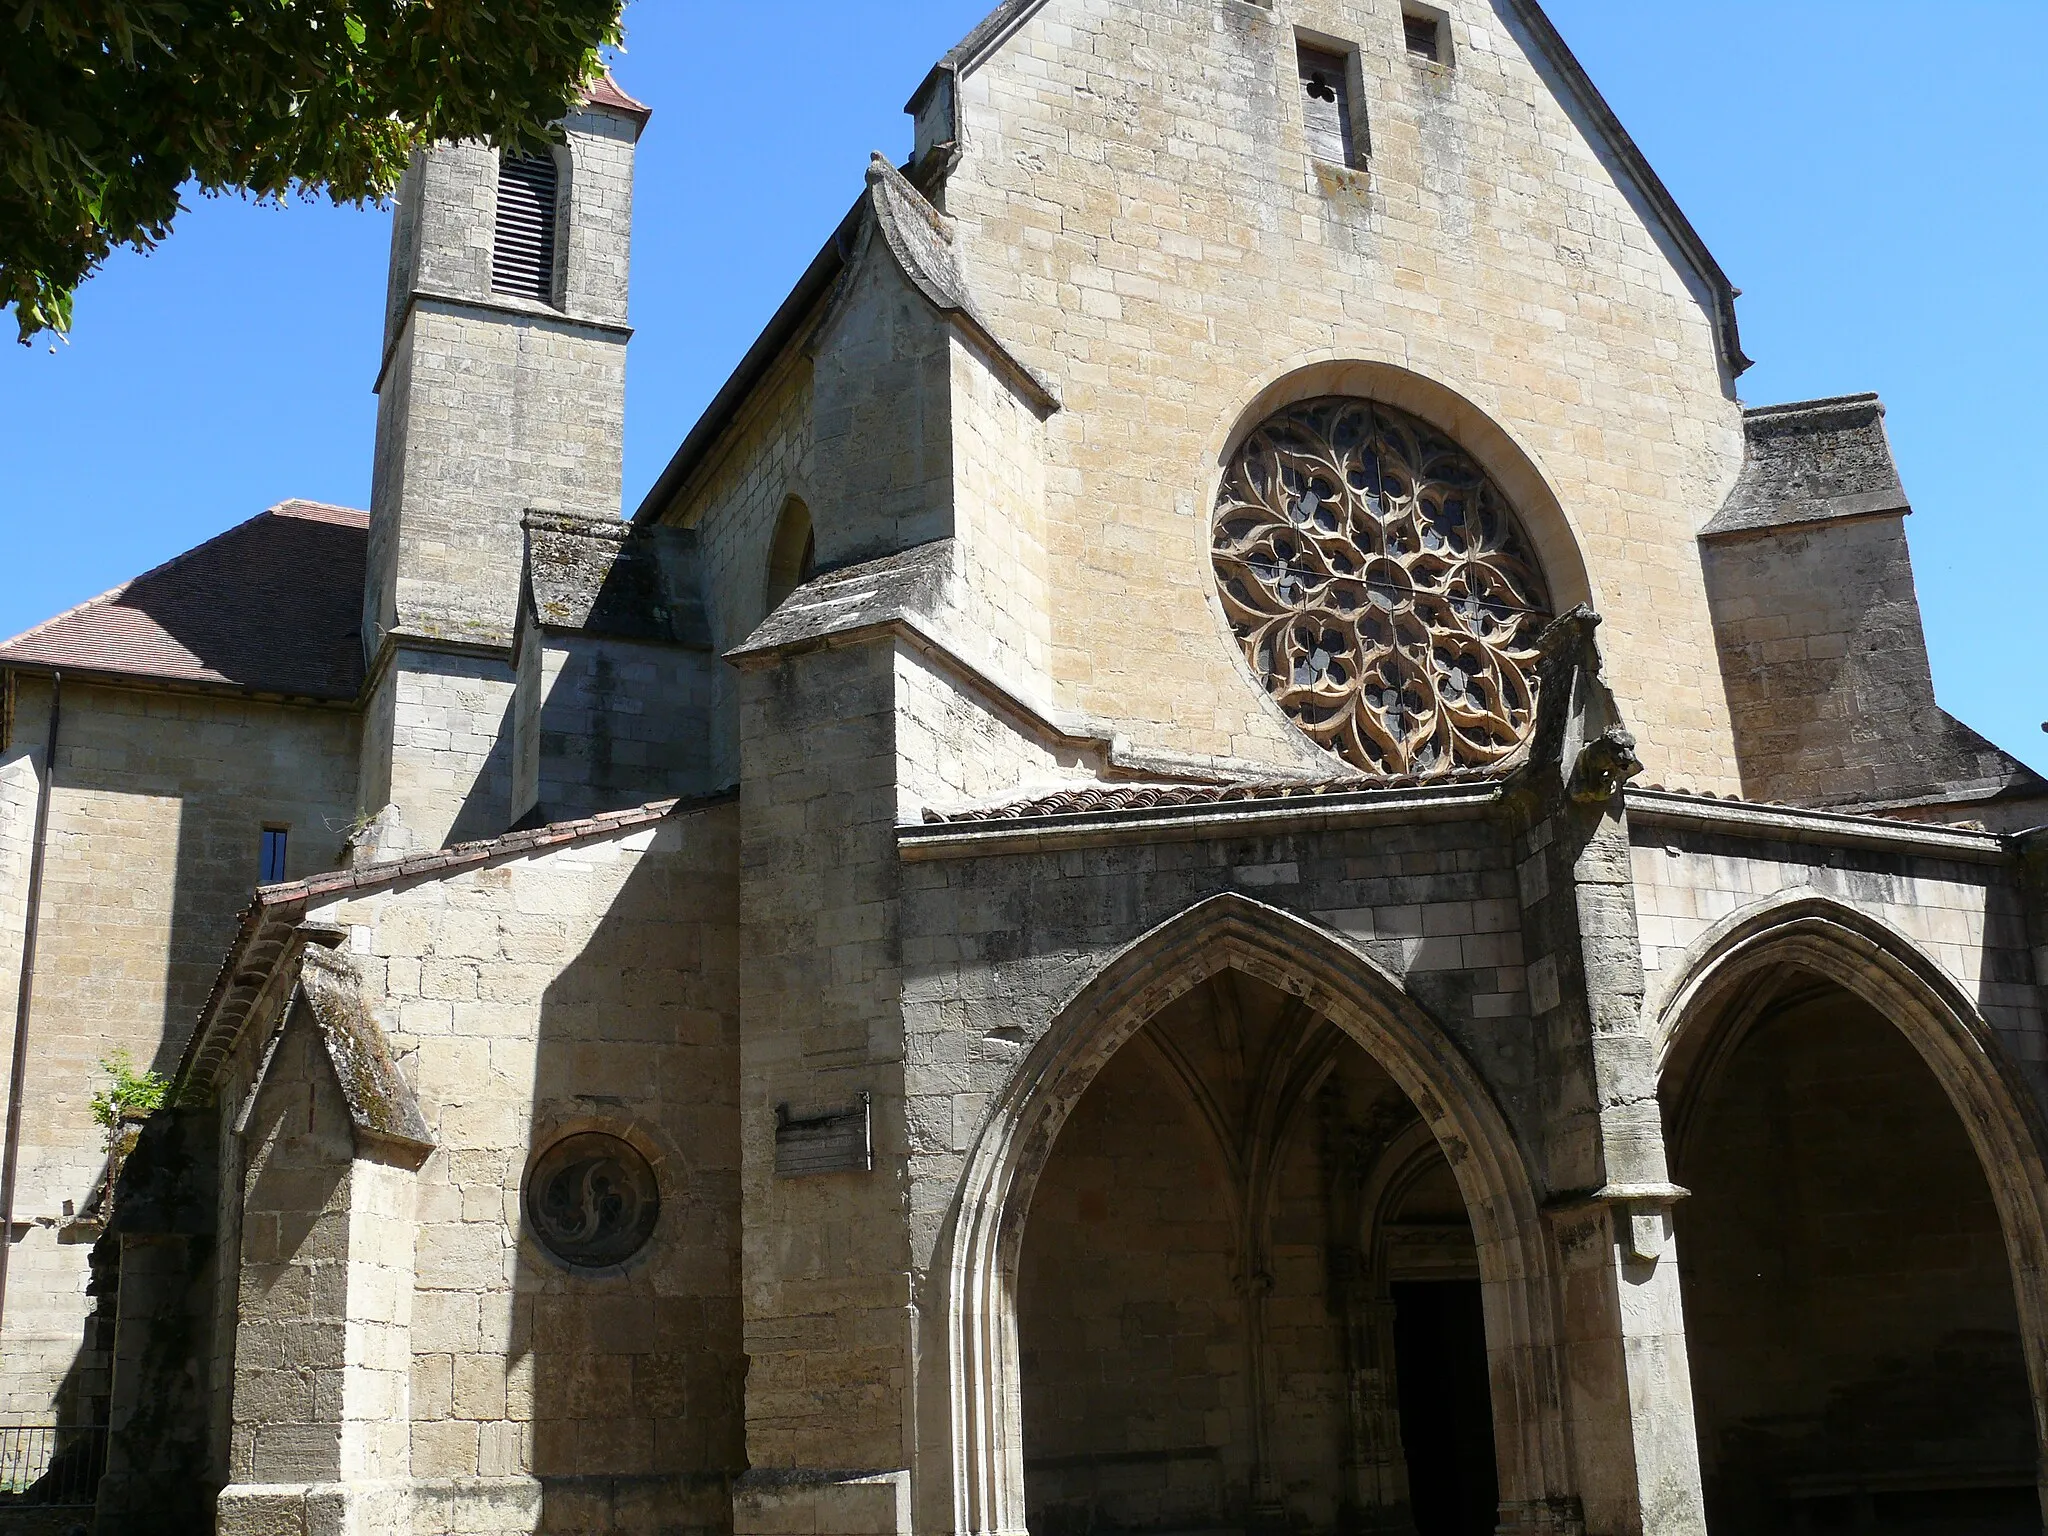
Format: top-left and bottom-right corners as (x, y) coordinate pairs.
(357, 79), (649, 855)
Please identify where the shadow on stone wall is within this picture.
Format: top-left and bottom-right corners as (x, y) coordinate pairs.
(515, 823), (744, 1535)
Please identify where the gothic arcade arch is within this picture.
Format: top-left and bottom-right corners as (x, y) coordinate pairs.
(932, 892), (1573, 1536)
(1653, 891), (2048, 1509)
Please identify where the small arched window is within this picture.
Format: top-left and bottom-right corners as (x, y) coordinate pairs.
(765, 496), (817, 613)
(493, 150), (560, 304)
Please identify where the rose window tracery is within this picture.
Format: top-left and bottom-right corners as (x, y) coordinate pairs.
(1213, 397), (1552, 778)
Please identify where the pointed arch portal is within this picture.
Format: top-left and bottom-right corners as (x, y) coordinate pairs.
(1655, 894), (2048, 1533)
(932, 893), (1575, 1536)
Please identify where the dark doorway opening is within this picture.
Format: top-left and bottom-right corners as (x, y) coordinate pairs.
(1670, 980), (2038, 1534)
(1017, 971), (1508, 1536)
(1392, 1280), (1500, 1536)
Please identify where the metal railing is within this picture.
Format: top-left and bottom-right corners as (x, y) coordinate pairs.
(0, 1424), (105, 1506)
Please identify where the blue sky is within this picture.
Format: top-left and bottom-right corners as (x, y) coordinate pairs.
(2, 1), (2042, 773)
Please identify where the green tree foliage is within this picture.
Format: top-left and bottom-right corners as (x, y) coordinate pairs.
(1, 1), (623, 341)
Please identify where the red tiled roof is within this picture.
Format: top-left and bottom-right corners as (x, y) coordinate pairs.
(582, 71), (651, 122)
(923, 771), (1500, 823)
(0, 501), (368, 700)
(261, 794), (722, 907)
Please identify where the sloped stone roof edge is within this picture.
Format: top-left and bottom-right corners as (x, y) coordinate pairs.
(864, 154), (1061, 415)
(175, 792), (737, 1098)
(298, 946), (435, 1162)
(1703, 392), (1911, 538)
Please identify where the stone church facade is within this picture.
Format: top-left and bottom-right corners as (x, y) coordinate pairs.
(3, 4), (2047, 1535)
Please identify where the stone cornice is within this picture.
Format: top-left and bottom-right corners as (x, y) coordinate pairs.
(374, 286), (633, 394)
(898, 781), (1504, 860)
(1624, 787), (2011, 864)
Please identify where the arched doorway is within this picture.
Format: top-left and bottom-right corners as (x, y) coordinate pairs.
(932, 894), (1575, 1536)
(1657, 899), (2048, 1534)
(1016, 970), (1498, 1536)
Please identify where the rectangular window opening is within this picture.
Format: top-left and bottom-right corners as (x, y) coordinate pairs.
(1297, 43), (1360, 167)
(493, 152), (560, 304)
(259, 827), (289, 886)
(1404, 12), (1444, 62)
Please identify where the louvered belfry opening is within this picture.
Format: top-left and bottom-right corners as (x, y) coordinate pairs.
(493, 151), (560, 304)
(1404, 13), (1442, 61)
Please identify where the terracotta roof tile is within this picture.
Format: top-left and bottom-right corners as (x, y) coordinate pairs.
(582, 71), (651, 122)
(923, 770), (1499, 823)
(0, 501), (368, 699)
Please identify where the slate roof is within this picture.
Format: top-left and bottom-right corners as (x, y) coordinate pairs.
(1703, 394), (1911, 538)
(0, 501), (368, 700)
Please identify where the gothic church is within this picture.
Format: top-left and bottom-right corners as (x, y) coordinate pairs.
(2, 4), (2046, 1535)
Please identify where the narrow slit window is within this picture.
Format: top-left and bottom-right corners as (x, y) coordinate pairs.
(1297, 45), (1358, 166)
(259, 827), (289, 885)
(1404, 13), (1443, 62)
(493, 152), (560, 303)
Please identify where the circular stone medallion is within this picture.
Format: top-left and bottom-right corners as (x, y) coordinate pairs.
(524, 1132), (661, 1269)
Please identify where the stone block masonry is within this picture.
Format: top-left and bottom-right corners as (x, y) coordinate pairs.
(0, 677), (358, 1420)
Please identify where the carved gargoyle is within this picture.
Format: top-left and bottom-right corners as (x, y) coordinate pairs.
(1571, 723), (1643, 805)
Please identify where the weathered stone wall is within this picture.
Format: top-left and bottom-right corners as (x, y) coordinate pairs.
(228, 1019), (363, 1487)
(940, 0), (1747, 786)
(0, 677), (358, 1421)
(734, 640), (913, 1481)
(361, 648), (519, 854)
(810, 251), (957, 573)
(376, 306), (630, 645)
(1698, 515), (2027, 813)
(359, 103), (640, 851)
(892, 647), (1099, 820)
(368, 108), (638, 650)
(514, 636), (721, 824)
(948, 335), (1054, 703)
(662, 359), (814, 790)
(292, 801), (743, 1533)
(1629, 815), (2044, 1063)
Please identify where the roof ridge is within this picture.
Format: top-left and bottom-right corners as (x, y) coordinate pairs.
(1741, 393), (1884, 421)
(268, 498), (369, 524)
(0, 500), (366, 655)
(256, 789), (738, 907)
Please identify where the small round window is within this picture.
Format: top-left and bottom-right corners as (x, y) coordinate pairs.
(524, 1132), (661, 1269)
(1212, 396), (1552, 778)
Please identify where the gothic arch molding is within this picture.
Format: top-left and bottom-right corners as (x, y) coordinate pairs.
(929, 891), (1573, 1536)
(1204, 356), (1597, 617)
(1652, 890), (2048, 1488)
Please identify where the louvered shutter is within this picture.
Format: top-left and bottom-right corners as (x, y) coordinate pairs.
(1297, 48), (1356, 166)
(493, 153), (560, 303)
(1404, 14), (1441, 61)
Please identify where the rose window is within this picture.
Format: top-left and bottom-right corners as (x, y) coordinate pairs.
(1213, 397), (1552, 778)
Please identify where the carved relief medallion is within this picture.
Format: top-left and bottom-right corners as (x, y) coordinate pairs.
(1213, 397), (1552, 777)
(524, 1132), (661, 1268)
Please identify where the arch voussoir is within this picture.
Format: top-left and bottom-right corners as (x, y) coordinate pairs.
(1656, 890), (2048, 1512)
(929, 890), (1574, 1536)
